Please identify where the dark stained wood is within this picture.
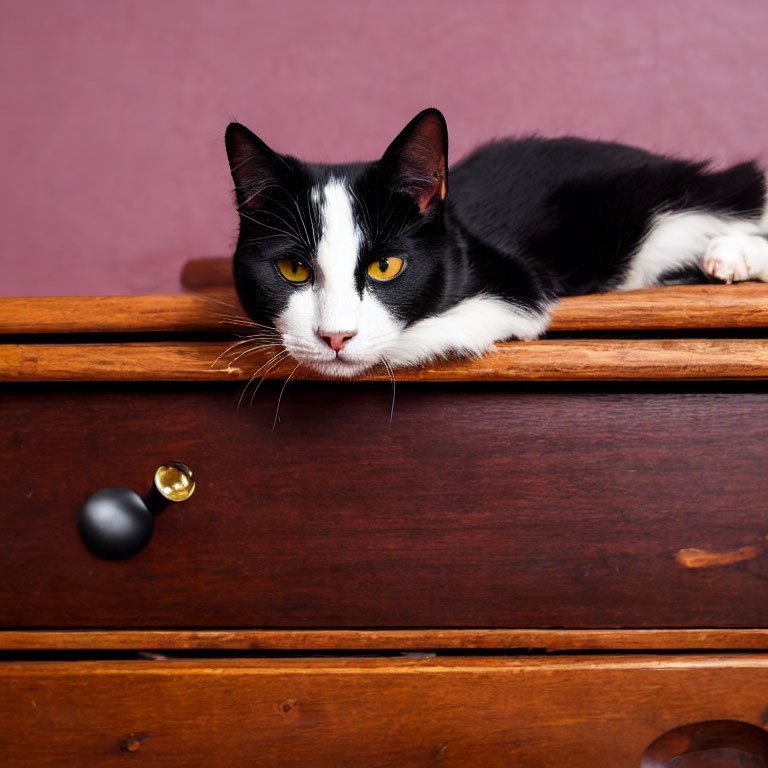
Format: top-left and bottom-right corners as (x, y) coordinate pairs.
(180, 257), (235, 289)
(4, 628), (768, 651)
(2, 384), (768, 628)
(6, 338), (768, 382)
(2, 656), (768, 767)
(4, 283), (768, 337)
(642, 720), (768, 767)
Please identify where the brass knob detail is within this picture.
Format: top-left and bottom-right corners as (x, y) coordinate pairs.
(154, 462), (195, 502)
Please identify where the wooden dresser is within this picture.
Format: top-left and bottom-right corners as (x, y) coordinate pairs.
(3, 278), (768, 767)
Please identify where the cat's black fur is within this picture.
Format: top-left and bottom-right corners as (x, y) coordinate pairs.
(450, 136), (764, 296)
(226, 108), (766, 375)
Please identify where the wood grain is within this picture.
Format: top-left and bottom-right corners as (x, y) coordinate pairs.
(2, 656), (768, 767)
(0, 294), (230, 334)
(4, 629), (768, 651)
(551, 282), (768, 331)
(3, 282), (768, 336)
(2, 386), (768, 629)
(4, 337), (768, 381)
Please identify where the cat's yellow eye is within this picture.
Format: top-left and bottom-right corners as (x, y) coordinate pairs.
(367, 257), (405, 282)
(276, 258), (311, 284)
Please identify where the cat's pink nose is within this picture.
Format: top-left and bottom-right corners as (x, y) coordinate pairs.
(318, 330), (357, 352)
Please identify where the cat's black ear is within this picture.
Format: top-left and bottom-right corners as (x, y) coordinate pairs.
(225, 122), (282, 209)
(380, 108), (448, 213)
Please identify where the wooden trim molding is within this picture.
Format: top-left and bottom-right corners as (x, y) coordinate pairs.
(2, 337), (768, 382)
(2, 282), (768, 335)
(3, 629), (768, 651)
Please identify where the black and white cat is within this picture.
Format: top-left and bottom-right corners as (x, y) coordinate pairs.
(225, 108), (768, 377)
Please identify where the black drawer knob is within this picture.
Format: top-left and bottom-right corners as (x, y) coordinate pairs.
(79, 462), (195, 560)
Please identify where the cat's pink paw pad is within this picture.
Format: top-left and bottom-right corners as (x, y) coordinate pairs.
(703, 238), (751, 283)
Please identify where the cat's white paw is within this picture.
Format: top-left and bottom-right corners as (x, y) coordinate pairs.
(703, 235), (768, 283)
(703, 236), (751, 283)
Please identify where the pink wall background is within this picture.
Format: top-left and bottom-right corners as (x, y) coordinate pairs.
(2, 0), (768, 296)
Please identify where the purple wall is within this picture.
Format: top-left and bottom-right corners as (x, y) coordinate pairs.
(2, 0), (768, 296)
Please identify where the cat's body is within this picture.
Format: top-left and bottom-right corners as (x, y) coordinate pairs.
(225, 108), (768, 377)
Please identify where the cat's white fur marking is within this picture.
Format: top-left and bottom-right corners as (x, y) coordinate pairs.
(278, 284), (403, 377)
(383, 296), (550, 369)
(618, 210), (765, 291)
(313, 179), (362, 332)
(278, 178), (393, 376)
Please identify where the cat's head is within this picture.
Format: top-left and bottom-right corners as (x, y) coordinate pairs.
(225, 108), (459, 378)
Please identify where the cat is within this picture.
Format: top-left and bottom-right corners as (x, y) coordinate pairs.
(225, 107), (768, 377)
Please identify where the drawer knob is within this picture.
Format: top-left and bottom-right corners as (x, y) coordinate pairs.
(643, 720), (768, 767)
(79, 462), (195, 560)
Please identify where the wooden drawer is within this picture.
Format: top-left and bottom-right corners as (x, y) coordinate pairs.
(2, 382), (767, 629)
(2, 655), (768, 767)
(5, 282), (768, 766)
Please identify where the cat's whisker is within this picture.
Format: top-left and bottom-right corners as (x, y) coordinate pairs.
(227, 335), (283, 347)
(217, 318), (250, 327)
(280, 347), (316, 358)
(234, 179), (291, 208)
(272, 361), (302, 430)
(192, 292), (241, 310)
(238, 191), (262, 209)
(223, 328), (282, 342)
(217, 323), (279, 338)
(278, 334), (326, 350)
(251, 193), (316, 250)
(248, 350), (292, 407)
(234, 181), (285, 204)
(237, 368), (266, 411)
(239, 212), (308, 248)
(239, 183), (314, 249)
(264, 206), (310, 249)
(210, 332), (283, 368)
(237, 349), (290, 410)
(211, 336), (268, 368)
(288, 195), (314, 252)
(228, 342), (284, 366)
(226, 330), (281, 343)
(222, 328), (279, 342)
(382, 358), (397, 423)
(213, 312), (277, 330)
(377, 193), (403, 240)
(211, 339), (263, 369)
(237, 182), (300, 221)
(383, 207), (412, 241)
(215, 312), (271, 325)
(239, 233), (299, 244)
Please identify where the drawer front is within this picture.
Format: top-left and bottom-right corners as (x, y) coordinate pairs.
(2, 655), (768, 767)
(2, 383), (767, 628)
